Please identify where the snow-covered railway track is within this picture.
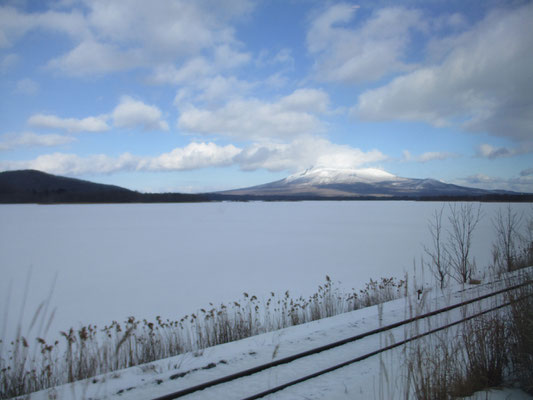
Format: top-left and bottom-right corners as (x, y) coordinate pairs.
(152, 280), (532, 400)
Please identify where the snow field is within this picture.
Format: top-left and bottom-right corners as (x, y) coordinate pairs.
(2, 201), (530, 346)
(19, 268), (533, 400)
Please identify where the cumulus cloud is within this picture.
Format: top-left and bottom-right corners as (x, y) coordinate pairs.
(476, 144), (516, 159)
(520, 168), (533, 177)
(140, 142), (241, 171)
(0, 138), (386, 177)
(256, 48), (294, 69)
(278, 88), (330, 114)
(0, 6), (89, 48)
(213, 45), (251, 69)
(149, 58), (213, 85)
(0, 142), (239, 175)
(84, 0), (251, 56)
(14, 78), (39, 95)
(403, 150), (458, 162)
(28, 97), (169, 133)
(0, 0), (254, 77)
(178, 89), (330, 140)
(235, 137), (387, 172)
(307, 4), (423, 83)
(197, 76), (255, 104)
(172, 75), (255, 106)
(0, 152), (140, 176)
(354, 3), (533, 142)
(273, 48), (294, 65)
(149, 53), (254, 105)
(28, 113), (110, 133)
(0, 53), (18, 72)
(112, 96), (169, 131)
(48, 40), (144, 76)
(0, 132), (74, 151)
(459, 173), (533, 193)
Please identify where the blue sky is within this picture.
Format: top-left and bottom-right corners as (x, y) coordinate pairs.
(0, 0), (532, 193)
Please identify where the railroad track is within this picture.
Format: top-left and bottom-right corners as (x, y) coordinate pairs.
(152, 279), (532, 400)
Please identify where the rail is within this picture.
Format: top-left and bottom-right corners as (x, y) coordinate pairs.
(152, 279), (532, 400)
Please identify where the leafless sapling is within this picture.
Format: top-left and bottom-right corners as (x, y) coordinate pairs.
(446, 203), (482, 283)
(424, 205), (450, 289)
(492, 204), (523, 272)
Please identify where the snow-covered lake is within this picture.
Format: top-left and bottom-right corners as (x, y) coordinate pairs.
(1, 201), (530, 342)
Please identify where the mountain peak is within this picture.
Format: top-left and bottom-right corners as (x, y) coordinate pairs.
(217, 165), (521, 199)
(284, 167), (399, 185)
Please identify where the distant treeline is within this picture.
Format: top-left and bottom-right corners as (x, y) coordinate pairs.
(1, 169), (532, 204)
(0, 170), (209, 204)
(0, 189), (210, 204)
(207, 193), (533, 203)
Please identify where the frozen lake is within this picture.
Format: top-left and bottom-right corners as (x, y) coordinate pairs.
(1, 201), (531, 342)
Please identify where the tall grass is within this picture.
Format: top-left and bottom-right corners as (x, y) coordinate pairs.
(405, 270), (533, 399)
(0, 275), (406, 399)
(505, 273), (533, 395)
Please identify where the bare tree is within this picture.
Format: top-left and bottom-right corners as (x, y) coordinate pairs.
(424, 205), (450, 289)
(492, 204), (523, 272)
(446, 203), (482, 283)
(525, 209), (533, 267)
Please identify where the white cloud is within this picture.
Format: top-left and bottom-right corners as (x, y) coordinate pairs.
(48, 0), (251, 76)
(1, 1), (253, 77)
(235, 137), (387, 172)
(14, 78), (39, 95)
(195, 76), (255, 104)
(1, 152), (139, 175)
(279, 88), (330, 114)
(0, 132), (74, 151)
(0, 142), (238, 175)
(149, 51), (253, 105)
(0, 138), (387, 177)
(141, 142), (241, 171)
(273, 48), (294, 66)
(0, 53), (18, 72)
(477, 144), (515, 159)
(178, 89), (330, 140)
(86, 1), (233, 56)
(47, 40), (144, 76)
(459, 173), (533, 193)
(0, 6), (89, 48)
(256, 48), (294, 68)
(27, 97), (169, 133)
(153, 62), (254, 105)
(520, 168), (533, 177)
(354, 3), (533, 142)
(307, 4), (423, 83)
(214, 45), (251, 69)
(28, 113), (110, 133)
(112, 96), (169, 131)
(403, 150), (458, 162)
(149, 58), (213, 85)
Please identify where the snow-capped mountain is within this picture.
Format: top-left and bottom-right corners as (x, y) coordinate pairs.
(284, 167), (401, 185)
(218, 166), (512, 199)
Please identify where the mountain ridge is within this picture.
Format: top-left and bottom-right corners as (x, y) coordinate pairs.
(0, 170), (208, 203)
(0, 168), (531, 203)
(216, 166), (524, 200)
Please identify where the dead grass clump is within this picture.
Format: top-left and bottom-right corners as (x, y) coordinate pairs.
(1, 275), (408, 399)
(405, 272), (533, 399)
(505, 272), (533, 395)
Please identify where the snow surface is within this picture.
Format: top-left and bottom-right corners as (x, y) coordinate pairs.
(463, 389), (532, 400)
(18, 268), (533, 400)
(1, 202), (531, 345)
(284, 167), (400, 185)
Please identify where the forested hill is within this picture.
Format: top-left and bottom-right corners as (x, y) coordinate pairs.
(0, 170), (208, 203)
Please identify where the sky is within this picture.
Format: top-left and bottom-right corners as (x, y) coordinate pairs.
(0, 0), (532, 193)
